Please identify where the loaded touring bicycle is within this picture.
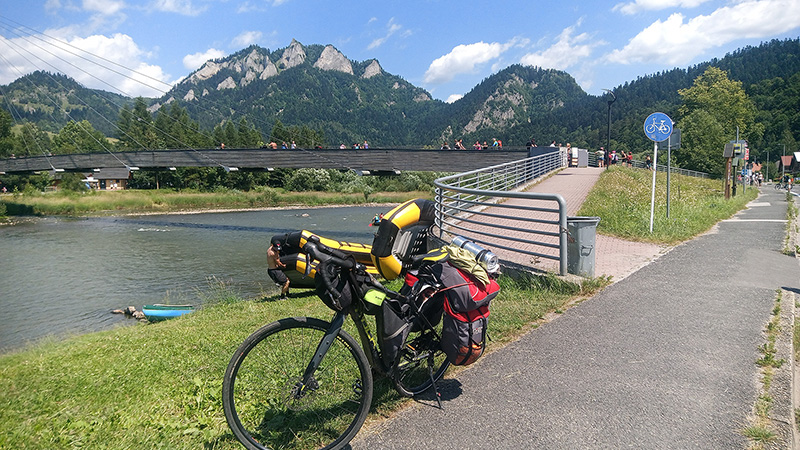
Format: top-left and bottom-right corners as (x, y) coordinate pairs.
(222, 199), (501, 449)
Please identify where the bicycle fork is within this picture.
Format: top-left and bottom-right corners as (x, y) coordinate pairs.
(295, 312), (347, 398)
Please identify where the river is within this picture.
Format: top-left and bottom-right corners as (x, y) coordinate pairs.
(0, 206), (385, 353)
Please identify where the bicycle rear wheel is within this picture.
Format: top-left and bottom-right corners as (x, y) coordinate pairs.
(393, 314), (450, 397)
(223, 317), (373, 450)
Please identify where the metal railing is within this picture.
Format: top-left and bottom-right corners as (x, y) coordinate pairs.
(586, 152), (709, 178)
(433, 151), (569, 275)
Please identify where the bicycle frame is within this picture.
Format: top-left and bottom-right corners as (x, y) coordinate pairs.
(305, 274), (446, 389)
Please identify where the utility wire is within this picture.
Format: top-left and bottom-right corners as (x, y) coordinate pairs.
(0, 17), (354, 172)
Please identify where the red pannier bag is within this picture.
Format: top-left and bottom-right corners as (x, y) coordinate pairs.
(434, 262), (500, 365)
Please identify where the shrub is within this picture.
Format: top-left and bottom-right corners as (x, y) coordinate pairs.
(286, 168), (331, 191)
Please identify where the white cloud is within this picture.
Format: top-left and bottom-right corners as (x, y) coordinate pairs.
(237, 1), (266, 13)
(424, 41), (512, 85)
(44, 0), (63, 13)
(613, 0), (712, 15)
(232, 31), (263, 48)
(148, 0), (206, 16)
(520, 22), (603, 71)
(607, 0), (800, 65)
(446, 94), (463, 103)
(82, 0), (126, 16)
(183, 48), (226, 70)
(0, 31), (173, 98)
(367, 18), (406, 50)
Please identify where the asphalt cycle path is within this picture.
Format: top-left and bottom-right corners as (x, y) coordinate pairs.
(351, 186), (799, 449)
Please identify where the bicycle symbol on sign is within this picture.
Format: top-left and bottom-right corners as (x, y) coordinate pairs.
(645, 117), (671, 135)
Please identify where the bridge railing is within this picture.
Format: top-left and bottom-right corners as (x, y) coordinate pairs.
(588, 152), (709, 178)
(433, 150), (569, 275)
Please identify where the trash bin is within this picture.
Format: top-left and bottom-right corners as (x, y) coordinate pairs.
(567, 216), (601, 277)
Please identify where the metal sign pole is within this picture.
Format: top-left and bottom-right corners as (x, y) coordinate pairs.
(650, 140), (658, 233)
(666, 135), (671, 218)
(644, 112), (672, 234)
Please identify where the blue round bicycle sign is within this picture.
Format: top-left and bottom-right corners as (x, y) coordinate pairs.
(644, 112), (673, 142)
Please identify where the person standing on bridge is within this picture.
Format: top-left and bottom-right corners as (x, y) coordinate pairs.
(267, 238), (290, 300)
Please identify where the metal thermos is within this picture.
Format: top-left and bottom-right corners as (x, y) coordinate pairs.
(451, 236), (500, 274)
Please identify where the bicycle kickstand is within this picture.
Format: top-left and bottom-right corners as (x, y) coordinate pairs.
(428, 356), (443, 410)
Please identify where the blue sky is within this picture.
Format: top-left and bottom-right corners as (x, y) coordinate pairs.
(0, 0), (799, 102)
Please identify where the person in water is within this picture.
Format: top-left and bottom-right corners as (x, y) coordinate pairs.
(267, 238), (290, 300)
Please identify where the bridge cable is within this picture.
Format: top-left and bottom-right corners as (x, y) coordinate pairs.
(0, 44), (130, 169)
(0, 31), (233, 171)
(0, 18), (324, 152)
(0, 18), (362, 172)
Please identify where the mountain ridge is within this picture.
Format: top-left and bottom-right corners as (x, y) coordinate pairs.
(1, 38), (798, 153)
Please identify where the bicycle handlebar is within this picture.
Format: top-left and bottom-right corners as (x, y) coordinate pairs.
(302, 236), (355, 270)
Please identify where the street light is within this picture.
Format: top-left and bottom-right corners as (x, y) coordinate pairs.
(602, 89), (616, 169)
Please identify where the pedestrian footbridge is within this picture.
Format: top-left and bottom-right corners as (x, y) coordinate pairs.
(0, 147), (531, 175)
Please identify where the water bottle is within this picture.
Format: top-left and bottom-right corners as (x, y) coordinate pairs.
(450, 236), (500, 274)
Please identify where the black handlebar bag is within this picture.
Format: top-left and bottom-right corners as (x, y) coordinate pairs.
(314, 260), (356, 312)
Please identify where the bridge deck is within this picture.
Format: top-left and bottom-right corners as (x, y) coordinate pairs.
(0, 148), (530, 175)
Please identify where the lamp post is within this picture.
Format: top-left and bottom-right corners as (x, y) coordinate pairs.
(602, 89), (616, 169)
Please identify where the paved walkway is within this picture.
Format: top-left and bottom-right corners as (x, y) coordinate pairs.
(455, 166), (666, 281)
(518, 167), (667, 281)
(352, 177), (800, 449)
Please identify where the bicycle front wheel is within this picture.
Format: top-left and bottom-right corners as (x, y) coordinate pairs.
(223, 317), (373, 450)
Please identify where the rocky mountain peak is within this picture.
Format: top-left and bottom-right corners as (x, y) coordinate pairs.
(362, 60), (382, 79)
(278, 39), (306, 70)
(313, 45), (353, 74)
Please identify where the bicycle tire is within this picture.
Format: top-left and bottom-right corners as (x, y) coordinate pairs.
(223, 317), (373, 450)
(392, 313), (450, 397)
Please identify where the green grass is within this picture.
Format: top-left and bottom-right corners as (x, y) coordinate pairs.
(0, 274), (602, 450)
(577, 166), (759, 244)
(0, 188), (433, 216)
(742, 290), (785, 448)
(0, 166), (764, 449)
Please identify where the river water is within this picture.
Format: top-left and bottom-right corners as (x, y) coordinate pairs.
(0, 206), (384, 353)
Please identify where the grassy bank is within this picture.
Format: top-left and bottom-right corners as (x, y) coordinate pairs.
(578, 166), (759, 245)
(0, 188), (432, 217)
(0, 275), (603, 450)
(0, 167), (763, 449)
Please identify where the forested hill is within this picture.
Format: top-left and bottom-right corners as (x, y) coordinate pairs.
(1, 38), (798, 156)
(0, 71), (132, 136)
(585, 38), (800, 154)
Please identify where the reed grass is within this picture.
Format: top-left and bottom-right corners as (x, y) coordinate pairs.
(0, 189), (433, 216)
(577, 166), (758, 244)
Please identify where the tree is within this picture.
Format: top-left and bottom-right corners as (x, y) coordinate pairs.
(59, 173), (89, 192)
(52, 120), (110, 154)
(0, 108), (14, 157)
(14, 122), (52, 157)
(675, 67), (763, 177)
(116, 98), (159, 150)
